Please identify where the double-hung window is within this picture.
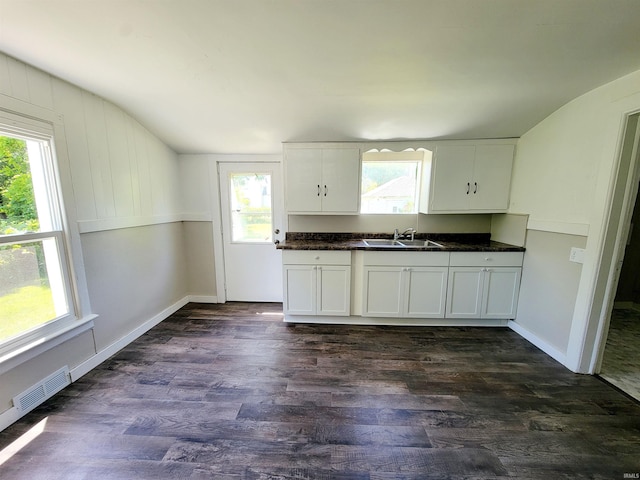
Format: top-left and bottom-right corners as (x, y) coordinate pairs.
(0, 111), (77, 355)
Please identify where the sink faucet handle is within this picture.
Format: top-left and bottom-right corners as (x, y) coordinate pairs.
(400, 227), (416, 240)
(393, 228), (400, 240)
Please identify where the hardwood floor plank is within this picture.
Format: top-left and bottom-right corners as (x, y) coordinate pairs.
(1, 301), (639, 479)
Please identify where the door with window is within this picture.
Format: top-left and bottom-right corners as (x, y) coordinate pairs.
(218, 163), (284, 302)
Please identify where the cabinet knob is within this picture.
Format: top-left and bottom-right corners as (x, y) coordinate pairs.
(315, 256), (320, 260)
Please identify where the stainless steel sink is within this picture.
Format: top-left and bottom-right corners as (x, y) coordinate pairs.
(399, 239), (444, 248)
(362, 238), (444, 248)
(363, 239), (405, 247)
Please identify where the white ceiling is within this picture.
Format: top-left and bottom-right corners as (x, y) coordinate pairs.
(1, 0), (640, 154)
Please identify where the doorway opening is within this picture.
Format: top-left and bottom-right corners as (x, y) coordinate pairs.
(595, 112), (640, 401)
(599, 180), (640, 401)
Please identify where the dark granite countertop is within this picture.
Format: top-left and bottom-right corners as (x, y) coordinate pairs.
(276, 232), (525, 252)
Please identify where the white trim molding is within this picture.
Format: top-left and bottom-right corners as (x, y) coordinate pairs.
(70, 297), (190, 381)
(526, 219), (590, 237)
(508, 320), (568, 368)
(0, 315), (96, 376)
(187, 295), (219, 304)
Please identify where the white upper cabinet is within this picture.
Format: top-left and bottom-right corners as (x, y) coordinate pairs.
(284, 145), (360, 214)
(420, 143), (515, 214)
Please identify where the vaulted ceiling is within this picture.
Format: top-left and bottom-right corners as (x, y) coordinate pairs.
(1, 0), (640, 154)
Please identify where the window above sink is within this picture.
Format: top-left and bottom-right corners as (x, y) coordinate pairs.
(360, 150), (427, 214)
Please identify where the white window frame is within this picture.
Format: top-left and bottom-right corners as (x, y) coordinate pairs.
(360, 150), (424, 215)
(0, 108), (93, 370)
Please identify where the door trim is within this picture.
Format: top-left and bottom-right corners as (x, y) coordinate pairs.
(591, 113), (640, 373)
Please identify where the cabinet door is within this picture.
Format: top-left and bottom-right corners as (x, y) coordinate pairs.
(429, 146), (475, 212)
(446, 267), (483, 318)
(362, 266), (403, 317)
(283, 265), (316, 315)
(482, 267), (521, 319)
(285, 148), (322, 212)
(321, 148), (360, 213)
(472, 145), (514, 211)
(404, 267), (448, 318)
(317, 265), (351, 316)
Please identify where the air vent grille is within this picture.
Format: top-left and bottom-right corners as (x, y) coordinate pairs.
(13, 366), (71, 414)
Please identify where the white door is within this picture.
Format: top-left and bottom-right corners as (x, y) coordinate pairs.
(405, 267), (448, 318)
(430, 145), (475, 211)
(445, 267), (483, 318)
(362, 266), (404, 317)
(472, 145), (514, 211)
(283, 264), (316, 314)
(219, 163), (284, 302)
(482, 267), (522, 319)
(317, 265), (351, 316)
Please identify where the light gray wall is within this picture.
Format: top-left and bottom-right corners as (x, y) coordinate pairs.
(509, 68), (640, 371)
(81, 223), (189, 351)
(515, 230), (587, 355)
(183, 221), (217, 298)
(0, 52), (191, 423)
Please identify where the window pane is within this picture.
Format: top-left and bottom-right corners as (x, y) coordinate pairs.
(361, 161), (419, 213)
(229, 173), (273, 242)
(0, 136), (39, 234)
(0, 238), (68, 342)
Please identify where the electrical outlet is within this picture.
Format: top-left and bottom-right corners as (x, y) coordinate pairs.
(569, 247), (585, 264)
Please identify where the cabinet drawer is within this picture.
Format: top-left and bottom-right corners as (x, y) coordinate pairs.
(362, 251), (450, 267)
(283, 250), (351, 265)
(449, 251), (524, 267)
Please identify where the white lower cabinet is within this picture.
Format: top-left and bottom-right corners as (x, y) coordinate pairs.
(446, 252), (523, 319)
(283, 250), (351, 316)
(362, 252), (449, 318)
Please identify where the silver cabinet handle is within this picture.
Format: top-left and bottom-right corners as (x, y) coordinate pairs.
(474, 182), (478, 194)
(466, 182), (470, 194)
(317, 185), (320, 196)
(324, 185), (327, 197)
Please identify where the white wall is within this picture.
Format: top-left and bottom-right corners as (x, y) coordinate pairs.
(0, 52), (192, 427)
(288, 213), (492, 234)
(509, 68), (640, 372)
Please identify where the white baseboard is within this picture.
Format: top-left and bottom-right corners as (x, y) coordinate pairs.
(187, 295), (219, 303)
(69, 296), (190, 382)
(0, 406), (22, 432)
(508, 320), (568, 367)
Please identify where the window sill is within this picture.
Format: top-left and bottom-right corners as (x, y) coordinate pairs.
(0, 315), (97, 375)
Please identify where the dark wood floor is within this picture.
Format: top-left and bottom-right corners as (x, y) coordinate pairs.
(1, 302), (640, 479)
